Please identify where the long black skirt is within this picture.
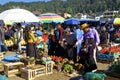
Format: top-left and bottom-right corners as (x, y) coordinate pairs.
(26, 43), (38, 58)
(79, 55), (97, 72)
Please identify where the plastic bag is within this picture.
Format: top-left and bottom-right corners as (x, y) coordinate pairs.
(84, 72), (106, 80)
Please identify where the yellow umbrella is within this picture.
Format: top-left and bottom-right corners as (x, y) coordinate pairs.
(114, 18), (120, 25)
(109, 18), (120, 26)
(4, 21), (13, 25)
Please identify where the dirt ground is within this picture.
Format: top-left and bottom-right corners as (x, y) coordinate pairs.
(2, 52), (120, 80)
(6, 62), (120, 80)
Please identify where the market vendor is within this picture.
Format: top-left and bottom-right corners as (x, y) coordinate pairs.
(0, 25), (8, 52)
(62, 28), (77, 62)
(25, 25), (38, 58)
(15, 23), (23, 54)
(81, 23), (100, 71)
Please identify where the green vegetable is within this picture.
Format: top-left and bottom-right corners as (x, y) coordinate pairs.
(28, 57), (35, 61)
(63, 64), (73, 73)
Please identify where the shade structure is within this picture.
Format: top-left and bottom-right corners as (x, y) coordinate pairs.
(80, 19), (99, 23)
(39, 13), (65, 23)
(109, 18), (120, 26)
(64, 18), (80, 25)
(0, 8), (39, 24)
(0, 20), (4, 25)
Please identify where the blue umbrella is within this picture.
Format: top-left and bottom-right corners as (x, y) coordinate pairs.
(108, 18), (120, 25)
(108, 18), (114, 24)
(80, 19), (99, 23)
(100, 20), (106, 25)
(64, 18), (80, 25)
(0, 20), (4, 25)
(80, 19), (89, 22)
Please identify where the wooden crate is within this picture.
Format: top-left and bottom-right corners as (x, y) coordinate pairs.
(45, 61), (53, 75)
(21, 68), (35, 80)
(0, 61), (3, 69)
(0, 52), (4, 61)
(33, 65), (46, 78)
(4, 62), (24, 77)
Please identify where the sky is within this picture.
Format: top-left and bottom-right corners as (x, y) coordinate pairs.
(0, 0), (51, 4)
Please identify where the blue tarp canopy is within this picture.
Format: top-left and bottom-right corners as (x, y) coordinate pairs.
(64, 18), (80, 25)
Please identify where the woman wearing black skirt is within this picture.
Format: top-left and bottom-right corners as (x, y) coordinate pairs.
(25, 25), (38, 58)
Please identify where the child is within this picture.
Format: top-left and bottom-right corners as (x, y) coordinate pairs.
(78, 39), (97, 73)
(78, 42), (88, 67)
(88, 38), (95, 57)
(87, 38), (97, 72)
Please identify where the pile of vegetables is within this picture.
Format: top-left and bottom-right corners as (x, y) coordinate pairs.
(63, 64), (74, 73)
(50, 56), (84, 73)
(41, 56), (52, 64)
(51, 56), (63, 62)
(4, 39), (14, 47)
(99, 48), (109, 53)
(109, 46), (120, 52)
(99, 46), (120, 53)
(50, 56), (63, 71)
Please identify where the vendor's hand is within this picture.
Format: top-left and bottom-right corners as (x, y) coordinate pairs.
(95, 45), (98, 48)
(73, 44), (77, 48)
(64, 42), (67, 45)
(59, 41), (62, 44)
(10, 37), (14, 39)
(77, 55), (80, 61)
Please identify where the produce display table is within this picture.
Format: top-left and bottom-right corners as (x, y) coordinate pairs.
(4, 62), (24, 77)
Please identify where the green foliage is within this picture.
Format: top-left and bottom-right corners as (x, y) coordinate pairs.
(0, 0), (120, 15)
